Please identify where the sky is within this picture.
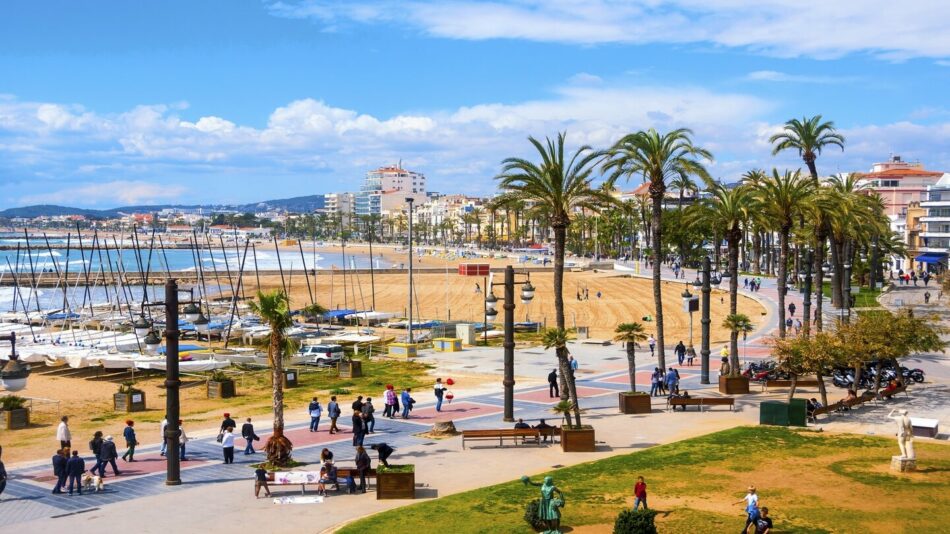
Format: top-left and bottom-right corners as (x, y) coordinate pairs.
(1, 0), (949, 209)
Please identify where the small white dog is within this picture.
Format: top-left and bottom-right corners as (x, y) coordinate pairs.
(82, 473), (105, 492)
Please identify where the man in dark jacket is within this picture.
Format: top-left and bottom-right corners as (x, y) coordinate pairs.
(351, 411), (366, 447)
(89, 431), (104, 476)
(547, 370), (559, 398)
(99, 436), (121, 477)
(52, 449), (68, 494)
(370, 442), (394, 467)
(351, 395), (364, 413)
(355, 445), (372, 493)
(241, 418), (257, 455)
(220, 413), (236, 432)
(66, 450), (85, 495)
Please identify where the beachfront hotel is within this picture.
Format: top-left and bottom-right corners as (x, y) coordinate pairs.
(355, 165), (428, 217)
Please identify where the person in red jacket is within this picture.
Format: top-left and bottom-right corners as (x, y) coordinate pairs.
(633, 476), (647, 510)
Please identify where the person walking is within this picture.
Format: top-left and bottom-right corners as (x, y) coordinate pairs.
(648, 335), (656, 357)
(686, 345), (696, 366)
(794, 319), (802, 336)
(121, 420), (137, 462)
(160, 416), (168, 456)
(400, 388), (412, 419)
(361, 398), (376, 433)
(221, 426), (236, 464)
(254, 465), (272, 498)
(220, 413), (236, 433)
(178, 420), (189, 461)
(57, 416), (72, 451)
(633, 476), (647, 510)
(88, 431), (104, 477)
(351, 395), (364, 413)
(52, 449), (68, 494)
(351, 411), (366, 446)
(241, 418), (257, 455)
(650, 368), (660, 397)
(548, 369), (559, 398)
(569, 355), (579, 375)
(100, 436), (121, 477)
(65, 450), (85, 496)
(924, 291), (931, 304)
(665, 367), (677, 397)
(434, 378), (446, 412)
(675, 341), (686, 366)
(735, 485), (760, 533)
(383, 386), (396, 419)
(309, 398), (323, 432)
(788, 302), (796, 317)
(754, 506), (772, 533)
(355, 445), (372, 494)
(328, 396), (342, 433)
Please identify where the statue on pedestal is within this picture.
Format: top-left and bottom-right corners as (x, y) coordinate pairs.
(888, 409), (915, 460)
(720, 356), (731, 376)
(522, 475), (565, 534)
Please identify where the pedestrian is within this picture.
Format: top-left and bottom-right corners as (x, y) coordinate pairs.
(434, 378), (446, 412)
(912, 272), (918, 286)
(754, 506), (773, 533)
(121, 420), (137, 462)
(52, 449), (67, 494)
(352, 411), (366, 446)
(794, 319), (802, 336)
(383, 385), (396, 418)
(100, 436), (121, 476)
(309, 397), (323, 432)
(401, 388), (412, 419)
(66, 450), (85, 496)
(370, 442), (394, 467)
(743, 278), (749, 289)
(665, 367), (677, 397)
(361, 398), (376, 433)
(686, 345), (696, 366)
(328, 395), (342, 433)
(352, 395), (364, 413)
(648, 335), (656, 356)
(569, 355), (579, 375)
(675, 340), (686, 366)
(633, 476), (647, 510)
(57, 416), (72, 450)
(596, 291), (602, 299)
(160, 416), (168, 456)
(673, 368), (680, 394)
(254, 465), (272, 498)
(178, 420), (189, 461)
(548, 369), (559, 398)
(924, 291), (931, 304)
(221, 426), (236, 464)
(88, 431), (104, 477)
(355, 445), (372, 493)
(785, 317), (793, 331)
(650, 368), (660, 397)
(475, 282), (481, 294)
(735, 485), (760, 533)
(241, 418), (257, 455)
(220, 412), (236, 432)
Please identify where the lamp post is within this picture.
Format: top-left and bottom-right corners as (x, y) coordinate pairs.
(406, 197), (415, 345)
(843, 261), (853, 323)
(681, 283), (698, 349)
(484, 265), (533, 421)
(700, 256), (712, 384)
(0, 332), (30, 392)
(802, 250), (813, 338)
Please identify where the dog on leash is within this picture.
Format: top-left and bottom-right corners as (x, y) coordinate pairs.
(82, 474), (105, 492)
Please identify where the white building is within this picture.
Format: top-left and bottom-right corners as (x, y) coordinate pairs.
(917, 172), (950, 272)
(321, 192), (355, 223)
(355, 165), (427, 216)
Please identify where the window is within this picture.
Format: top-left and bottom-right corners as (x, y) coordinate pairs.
(881, 180), (899, 187)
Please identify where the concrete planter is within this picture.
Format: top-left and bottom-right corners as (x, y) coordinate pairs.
(113, 392), (147, 413)
(338, 360), (363, 379)
(208, 380), (236, 399)
(376, 469), (415, 499)
(719, 375), (750, 395)
(560, 426), (596, 452)
(619, 392), (652, 414)
(1, 407), (29, 430)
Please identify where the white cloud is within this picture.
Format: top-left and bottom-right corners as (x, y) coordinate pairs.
(19, 180), (188, 206)
(268, 0), (950, 61)
(745, 70), (858, 84)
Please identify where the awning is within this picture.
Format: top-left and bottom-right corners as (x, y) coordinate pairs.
(914, 252), (948, 263)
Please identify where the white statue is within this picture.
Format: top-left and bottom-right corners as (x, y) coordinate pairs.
(888, 409), (915, 460)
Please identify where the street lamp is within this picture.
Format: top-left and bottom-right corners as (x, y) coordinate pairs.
(0, 333), (30, 392)
(486, 266), (533, 422)
(802, 250), (813, 337)
(182, 302), (201, 322)
(133, 314), (152, 337)
(405, 197), (415, 344)
(143, 330), (162, 352)
(681, 284), (698, 349)
(484, 291), (498, 345)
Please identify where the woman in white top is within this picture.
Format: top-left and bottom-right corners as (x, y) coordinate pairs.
(57, 416), (72, 449)
(221, 426), (236, 464)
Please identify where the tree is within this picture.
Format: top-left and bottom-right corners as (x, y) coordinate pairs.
(248, 289), (299, 467)
(771, 331), (846, 405)
(614, 322), (648, 392)
(604, 129), (712, 371)
(496, 132), (616, 427)
(722, 313), (754, 377)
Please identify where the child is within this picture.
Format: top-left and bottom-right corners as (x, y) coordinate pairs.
(633, 476), (647, 510)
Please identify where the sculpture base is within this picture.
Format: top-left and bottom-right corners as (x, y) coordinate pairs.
(890, 455), (917, 472)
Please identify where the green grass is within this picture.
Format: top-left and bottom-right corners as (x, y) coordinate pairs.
(379, 464), (415, 473)
(821, 282), (882, 307)
(338, 426), (950, 534)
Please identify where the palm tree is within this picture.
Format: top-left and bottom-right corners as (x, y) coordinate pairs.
(470, 207), (485, 246)
(248, 289), (299, 467)
(613, 322), (647, 392)
(604, 129), (712, 371)
(670, 171), (698, 209)
(496, 132), (615, 426)
(750, 169), (815, 338)
(769, 116), (845, 182)
(722, 313), (754, 376)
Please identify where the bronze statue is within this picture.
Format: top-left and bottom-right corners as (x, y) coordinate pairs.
(522, 475), (565, 534)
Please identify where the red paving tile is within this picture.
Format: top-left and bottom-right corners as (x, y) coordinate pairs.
(601, 371), (654, 385)
(398, 402), (502, 424)
(514, 386), (614, 404)
(23, 454), (212, 486)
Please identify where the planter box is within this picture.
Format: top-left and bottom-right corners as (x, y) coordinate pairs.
(113, 392), (146, 413)
(618, 392), (652, 414)
(719, 375), (750, 395)
(283, 370), (298, 388)
(388, 343), (418, 358)
(1, 407), (29, 430)
(560, 426), (596, 453)
(338, 360), (363, 379)
(376, 470), (416, 500)
(208, 380), (236, 399)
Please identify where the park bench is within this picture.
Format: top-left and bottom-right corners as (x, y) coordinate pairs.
(667, 397), (735, 412)
(461, 428), (542, 448)
(809, 400), (843, 421)
(762, 378), (821, 391)
(334, 466), (378, 492)
(878, 384), (908, 400)
(264, 467), (378, 494)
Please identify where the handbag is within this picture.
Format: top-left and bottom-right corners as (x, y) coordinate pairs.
(215, 432), (224, 443)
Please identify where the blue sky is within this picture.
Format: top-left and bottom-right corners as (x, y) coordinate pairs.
(1, 0), (948, 209)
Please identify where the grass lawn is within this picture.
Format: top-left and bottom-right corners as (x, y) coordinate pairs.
(822, 282), (882, 308)
(339, 426), (950, 534)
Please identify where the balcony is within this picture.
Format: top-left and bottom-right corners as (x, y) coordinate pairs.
(921, 200), (950, 207)
(920, 216), (950, 223)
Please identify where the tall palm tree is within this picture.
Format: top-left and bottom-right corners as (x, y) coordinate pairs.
(470, 207), (485, 246)
(669, 171), (698, 209)
(496, 132), (615, 426)
(693, 181), (752, 373)
(604, 129), (712, 370)
(248, 289), (298, 467)
(749, 169), (815, 338)
(613, 322), (648, 392)
(722, 313), (754, 377)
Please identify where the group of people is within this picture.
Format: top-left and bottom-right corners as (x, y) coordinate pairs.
(216, 413), (260, 464)
(892, 269), (931, 287)
(631, 479), (771, 533)
(743, 277), (764, 292)
(673, 341), (696, 366)
(649, 367), (681, 397)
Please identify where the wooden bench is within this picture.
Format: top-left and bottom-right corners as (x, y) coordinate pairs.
(762, 379), (821, 391)
(264, 467), (378, 494)
(334, 466), (378, 492)
(461, 428), (542, 448)
(667, 397), (735, 412)
(879, 384), (908, 400)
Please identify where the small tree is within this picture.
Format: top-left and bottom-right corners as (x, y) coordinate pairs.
(722, 313), (754, 376)
(614, 509), (658, 534)
(542, 328), (583, 427)
(614, 322), (647, 392)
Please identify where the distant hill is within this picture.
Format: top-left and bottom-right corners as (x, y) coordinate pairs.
(0, 194), (327, 219)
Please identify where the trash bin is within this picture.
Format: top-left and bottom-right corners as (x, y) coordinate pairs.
(283, 370), (298, 388)
(760, 401), (790, 426)
(788, 398), (807, 427)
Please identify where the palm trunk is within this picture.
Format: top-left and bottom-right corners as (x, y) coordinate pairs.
(553, 223), (578, 427)
(752, 232), (762, 275)
(831, 237), (843, 308)
(651, 195), (666, 370)
(728, 231), (740, 375)
(814, 237), (826, 332)
(266, 331), (292, 466)
(777, 227), (790, 338)
(626, 342), (637, 392)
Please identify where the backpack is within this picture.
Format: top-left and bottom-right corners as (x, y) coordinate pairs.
(344, 476), (357, 494)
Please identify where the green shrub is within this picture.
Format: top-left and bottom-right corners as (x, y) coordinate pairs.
(377, 464), (414, 474)
(523, 499), (545, 532)
(0, 395), (27, 410)
(330, 387), (351, 395)
(209, 370), (231, 382)
(118, 381), (143, 394)
(614, 509), (658, 534)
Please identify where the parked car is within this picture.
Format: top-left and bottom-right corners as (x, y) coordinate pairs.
(298, 344), (344, 366)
